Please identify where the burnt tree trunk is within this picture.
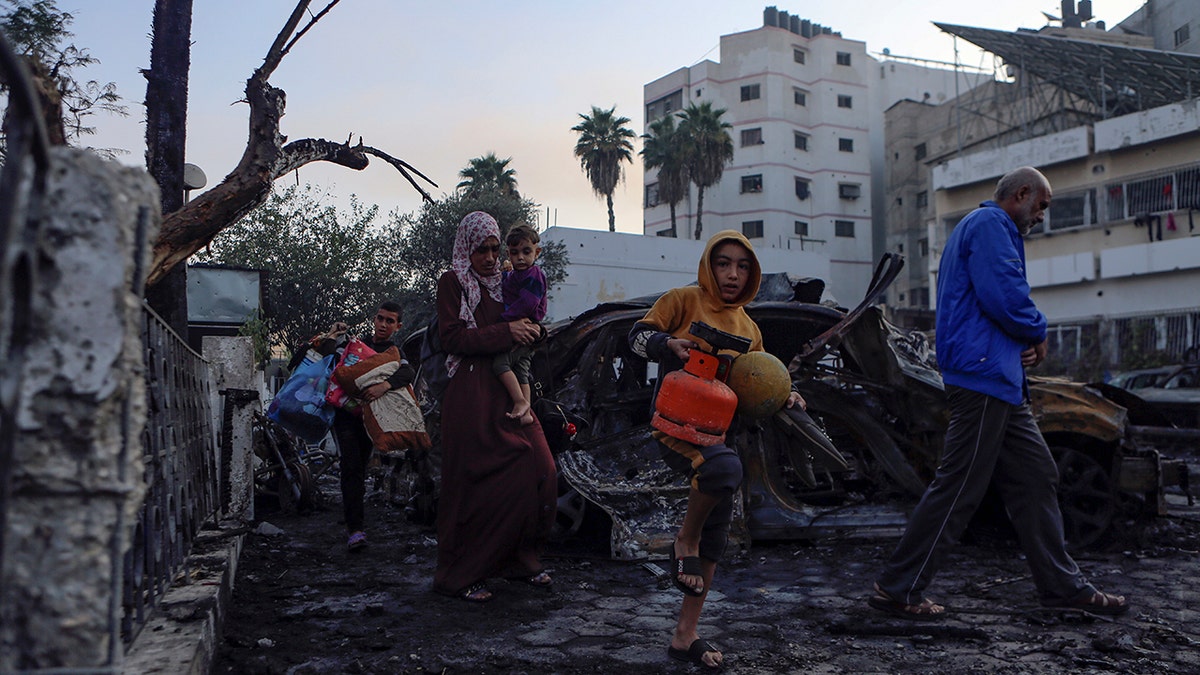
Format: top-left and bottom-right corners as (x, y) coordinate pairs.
(143, 0), (193, 335)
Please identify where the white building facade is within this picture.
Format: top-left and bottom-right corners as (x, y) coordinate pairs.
(540, 226), (830, 323)
(642, 7), (967, 305)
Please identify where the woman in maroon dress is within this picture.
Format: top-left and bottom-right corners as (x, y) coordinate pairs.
(432, 211), (557, 602)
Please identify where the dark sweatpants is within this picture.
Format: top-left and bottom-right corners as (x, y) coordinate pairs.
(875, 385), (1093, 605)
(661, 441), (743, 563)
(332, 409), (374, 533)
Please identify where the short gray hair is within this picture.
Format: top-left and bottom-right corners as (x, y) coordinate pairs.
(993, 166), (1048, 202)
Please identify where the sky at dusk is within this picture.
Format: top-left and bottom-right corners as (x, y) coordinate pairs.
(67, 0), (1148, 234)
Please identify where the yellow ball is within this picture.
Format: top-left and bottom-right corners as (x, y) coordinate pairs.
(726, 351), (792, 419)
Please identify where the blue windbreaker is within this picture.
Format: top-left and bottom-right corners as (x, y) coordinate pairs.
(935, 201), (1047, 405)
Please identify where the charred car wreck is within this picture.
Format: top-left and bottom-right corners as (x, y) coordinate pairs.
(411, 255), (1188, 559)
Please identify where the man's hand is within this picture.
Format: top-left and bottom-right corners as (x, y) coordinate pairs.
(1022, 339), (1048, 368)
(667, 338), (699, 362)
(327, 321), (348, 339)
(509, 318), (541, 345)
(785, 391), (807, 410)
(361, 382), (390, 402)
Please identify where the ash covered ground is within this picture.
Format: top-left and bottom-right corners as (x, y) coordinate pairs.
(215, 465), (1200, 675)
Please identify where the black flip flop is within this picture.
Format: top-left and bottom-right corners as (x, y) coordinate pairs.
(669, 549), (705, 597)
(667, 638), (721, 669)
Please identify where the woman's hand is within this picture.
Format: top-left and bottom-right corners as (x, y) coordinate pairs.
(509, 318), (541, 345)
(785, 391), (807, 410)
(667, 338), (699, 362)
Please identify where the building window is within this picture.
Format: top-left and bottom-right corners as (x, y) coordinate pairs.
(793, 48), (806, 64)
(740, 127), (763, 146)
(793, 88), (807, 106)
(742, 220), (764, 238)
(837, 94), (853, 108)
(916, 190), (928, 208)
(645, 89), (683, 123)
(836, 51), (852, 66)
(794, 132), (808, 151)
(644, 182), (660, 208)
(915, 143), (927, 161)
(794, 177), (810, 200)
(838, 183), (861, 200)
(794, 220), (809, 236)
(740, 174), (763, 193)
(913, 287), (930, 307)
(1042, 188), (1097, 233)
(1176, 23), (1190, 47)
(740, 84), (761, 101)
(839, 137), (854, 152)
(918, 237), (929, 257)
(834, 220), (855, 237)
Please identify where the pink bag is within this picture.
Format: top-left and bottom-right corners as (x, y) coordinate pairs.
(325, 339), (377, 415)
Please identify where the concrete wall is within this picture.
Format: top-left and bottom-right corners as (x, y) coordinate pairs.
(1112, 0), (1199, 55)
(203, 336), (257, 522)
(1, 149), (159, 670)
(541, 227), (832, 322)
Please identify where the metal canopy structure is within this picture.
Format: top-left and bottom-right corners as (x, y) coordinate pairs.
(935, 22), (1200, 118)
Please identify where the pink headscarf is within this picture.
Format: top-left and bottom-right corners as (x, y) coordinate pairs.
(446, 211), (503, 377)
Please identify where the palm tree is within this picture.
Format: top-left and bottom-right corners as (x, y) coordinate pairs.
(678, 101), (733, 240)
(640, 114), (690, 237)
(457, 152), (518, 198)
(571, 106), (636, 232)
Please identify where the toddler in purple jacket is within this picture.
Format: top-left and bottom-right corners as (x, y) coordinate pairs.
(494, 224), (547, 424)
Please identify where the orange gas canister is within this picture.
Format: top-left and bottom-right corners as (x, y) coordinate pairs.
(651, 322), (752, 446)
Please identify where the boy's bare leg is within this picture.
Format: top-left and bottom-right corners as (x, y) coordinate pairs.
(671, 560), (721, 668)
(670, 487), (723, 667)
(518, 382), (535, 425)
(499, 370), (531, 420)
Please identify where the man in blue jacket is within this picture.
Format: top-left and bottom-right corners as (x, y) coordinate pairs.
(869, 167), (1129, 619)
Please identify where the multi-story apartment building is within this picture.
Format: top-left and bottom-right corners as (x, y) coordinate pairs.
(885, 3), (1200, 373)
(642, 7), (963, 305)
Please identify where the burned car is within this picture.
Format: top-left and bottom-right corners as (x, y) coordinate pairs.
(407, 255), (1187, 559)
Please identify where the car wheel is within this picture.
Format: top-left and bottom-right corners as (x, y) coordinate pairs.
(1050, 446), (1115, 549)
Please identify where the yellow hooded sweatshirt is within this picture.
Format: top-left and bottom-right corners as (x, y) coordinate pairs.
(638, 230), (764, 462)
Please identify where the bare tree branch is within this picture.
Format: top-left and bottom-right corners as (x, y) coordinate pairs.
(281, 0), (342, 61)
(359, 145), (438, 204)
(257, 1), (310, 83)
(145, 0), (437, 286)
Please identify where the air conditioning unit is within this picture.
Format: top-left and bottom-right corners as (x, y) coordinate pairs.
(839, 183), (861, 199)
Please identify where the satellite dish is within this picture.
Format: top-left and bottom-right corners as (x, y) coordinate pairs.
(183, 163), (207, 190)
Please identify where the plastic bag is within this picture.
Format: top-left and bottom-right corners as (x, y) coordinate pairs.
(267, 354), (336, 443)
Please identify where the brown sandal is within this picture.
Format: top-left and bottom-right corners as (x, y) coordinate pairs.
(1041, 590), (1129, 616)
(868, 584), (945, 621)
(459, 583), (493, 603)
(520, 571), (553, 587)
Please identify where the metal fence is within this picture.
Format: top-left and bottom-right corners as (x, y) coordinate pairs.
(1043, 308), (1200, 381)
(122, 306), (220, 643)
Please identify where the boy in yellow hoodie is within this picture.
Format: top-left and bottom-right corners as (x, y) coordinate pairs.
(628, 230), (805, 669)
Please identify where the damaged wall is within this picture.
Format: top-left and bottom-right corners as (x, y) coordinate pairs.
(0, 149), (159, 670)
